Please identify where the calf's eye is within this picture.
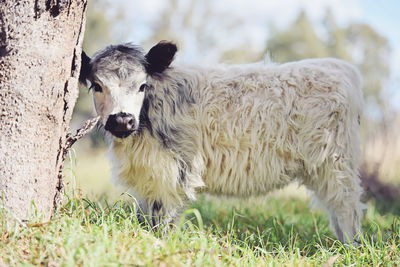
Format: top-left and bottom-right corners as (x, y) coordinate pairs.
(139, 83), (147, 92)
(91, 82), (103, 93)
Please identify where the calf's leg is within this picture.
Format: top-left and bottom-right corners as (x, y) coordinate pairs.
(306, 160), (365, 243)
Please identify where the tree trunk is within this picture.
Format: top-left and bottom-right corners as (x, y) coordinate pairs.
(0, 0), (87, 221)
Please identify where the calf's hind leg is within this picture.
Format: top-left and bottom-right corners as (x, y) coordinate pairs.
(306, 162), (365, 243)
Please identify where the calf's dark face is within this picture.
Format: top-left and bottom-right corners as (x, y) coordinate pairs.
(79, 42), (177, 139)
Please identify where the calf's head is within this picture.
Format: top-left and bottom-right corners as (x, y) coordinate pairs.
(79, 41), (177, 138)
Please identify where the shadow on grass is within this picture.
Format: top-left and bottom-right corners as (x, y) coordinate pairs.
(368, 197), (400, 216)
(361, 165), (400, 216)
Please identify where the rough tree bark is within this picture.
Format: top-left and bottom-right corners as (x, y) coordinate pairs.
(0, 0), (87, 221)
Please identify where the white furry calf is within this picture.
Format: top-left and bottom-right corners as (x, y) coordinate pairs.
(79, 41), (364, 243)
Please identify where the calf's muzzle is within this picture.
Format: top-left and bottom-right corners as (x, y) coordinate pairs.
(105, 112), (136, 138)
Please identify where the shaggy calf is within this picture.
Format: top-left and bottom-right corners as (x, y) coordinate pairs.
(79, 41), (364, 243)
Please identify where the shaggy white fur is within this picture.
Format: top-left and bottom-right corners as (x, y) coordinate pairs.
(114, 58), (363, 242)
(81, 43), (364, 243)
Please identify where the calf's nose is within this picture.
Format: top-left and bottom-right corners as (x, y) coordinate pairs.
(105, 112), (136, 134)
(115, 113), (135, 131)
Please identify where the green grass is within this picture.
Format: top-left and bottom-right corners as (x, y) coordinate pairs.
(1, 147), (399, 266)
(1, 192), (400, 266)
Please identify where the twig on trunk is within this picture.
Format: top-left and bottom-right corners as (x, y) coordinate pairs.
(53, 116), (101, 213)
(64, 116), (101, 152)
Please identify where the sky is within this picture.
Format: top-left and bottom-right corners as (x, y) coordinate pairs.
(113, 0), (400, 109)
(360, 1), (400, 70)
(359, 0), (400, 108)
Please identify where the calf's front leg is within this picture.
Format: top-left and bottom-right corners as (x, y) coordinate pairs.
(136, 198), (184, 232)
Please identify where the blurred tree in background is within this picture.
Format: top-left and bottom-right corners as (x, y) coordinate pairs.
(83, 0), (112, 54)
(267, 11), (330, 61)
(267, 9), (391, 122)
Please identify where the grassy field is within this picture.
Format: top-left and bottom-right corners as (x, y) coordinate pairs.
(1, 193), (400, 266)
(1, 148), (400, 266)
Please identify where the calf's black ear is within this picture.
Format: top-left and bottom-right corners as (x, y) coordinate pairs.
(145, 41), (177, 75)
(79, 50), (92, 86)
